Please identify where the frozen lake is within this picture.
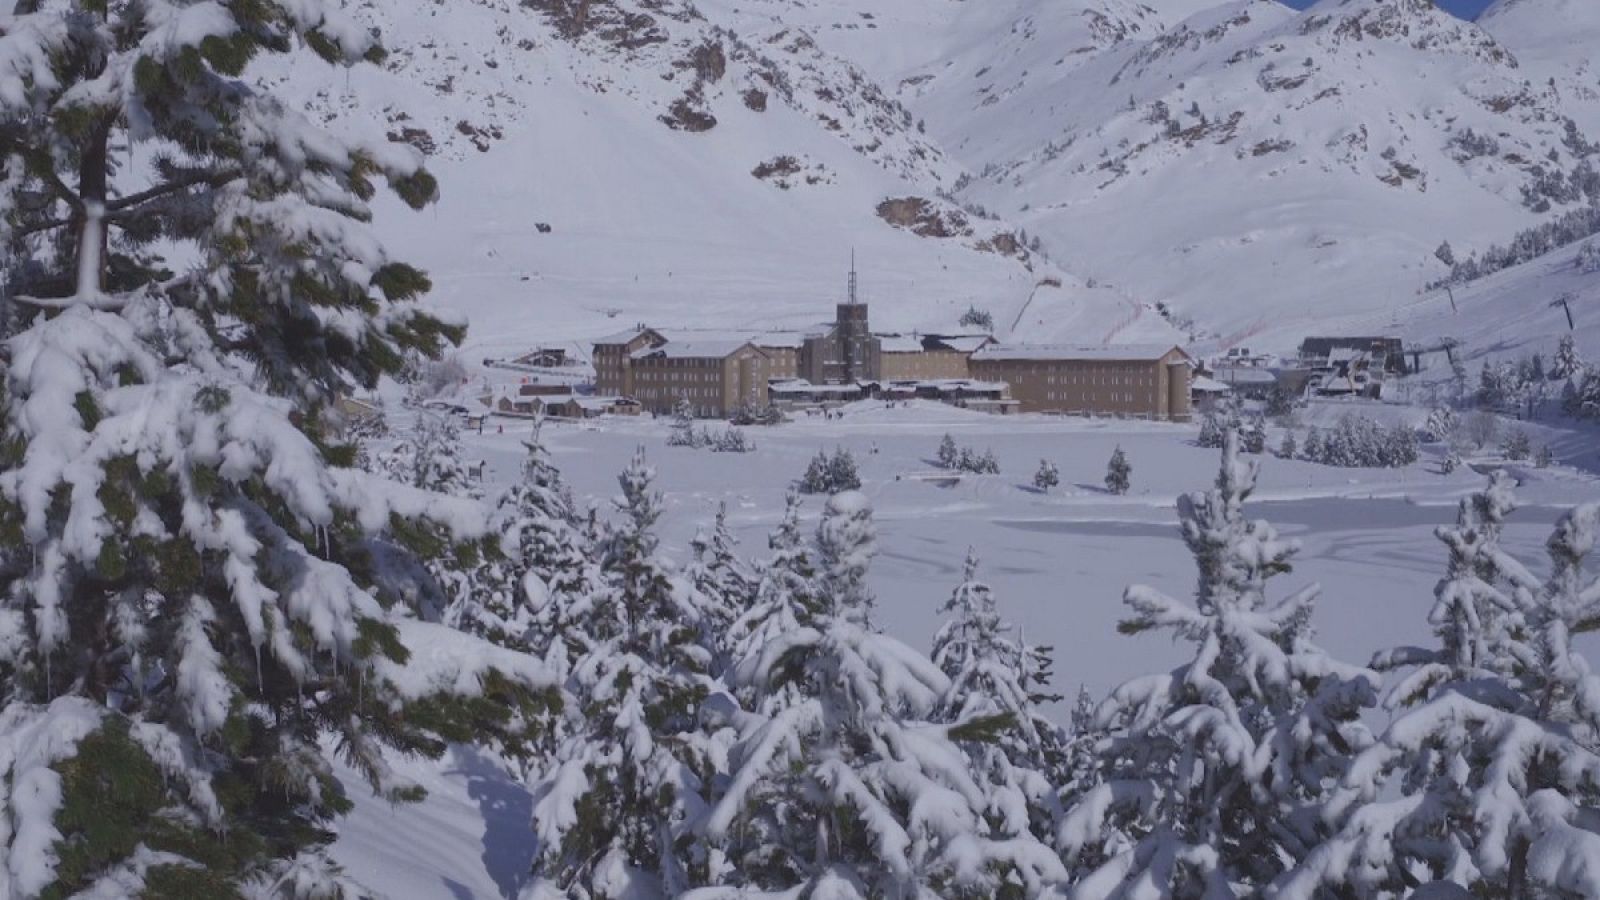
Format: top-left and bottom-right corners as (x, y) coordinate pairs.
(460, 401), (1587, 704)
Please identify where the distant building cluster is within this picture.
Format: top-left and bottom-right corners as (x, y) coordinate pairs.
(1195, 337), (1412, 409)
(587, 297), (1195, 422)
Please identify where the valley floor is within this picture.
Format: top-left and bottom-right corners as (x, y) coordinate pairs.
(333, 398), (1600, 898)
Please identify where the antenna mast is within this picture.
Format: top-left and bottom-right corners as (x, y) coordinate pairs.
(848, 249), (858, 304)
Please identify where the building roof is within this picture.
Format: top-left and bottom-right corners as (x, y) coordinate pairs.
(632, 339), (761, 360)
(1191, 376), (1233, 393)
(749, 331), (808, 349)
(594, 326), (659, 345)
(972, 343), (1189, 363)
(878, 335), (927, 353)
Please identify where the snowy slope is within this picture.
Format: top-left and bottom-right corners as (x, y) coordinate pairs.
(1478, 0), (1600, 60)
(893, 0), (1600, 352)
(253, 0), (1185, 362)
(1476, 0), (1600, 139)
(1314, 238), (1600, 379)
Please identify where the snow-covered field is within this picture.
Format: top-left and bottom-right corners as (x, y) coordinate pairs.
(333, 399), (1600, 897)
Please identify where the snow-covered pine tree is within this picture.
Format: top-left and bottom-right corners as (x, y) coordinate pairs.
(686, 501), (757, 664)
(799, 449), (832, 494)
(1423, 406), (1460, 444)
(1570, 367), (1600, 420)
(527, 448), (721, 896)
(1276, 489), (1600, 898)
(374, 412), (486, 625)
(1242, 415), (1268, 455)
(1279, 430), (1298, 460)
(827, 446), (863, 491)
(1104, 445), (1131, 495)
(377, 411), (479, 496)
(939, 433), (960, 469)
(1061, 430), (1378, 897)
(1385, 421), (1419, 467)
(1501, 427), (1532, 461)
(461, 419), (599, 671)
(0, 4), (554, 893)
(699, 493), (1067, 897)
(724, 491), (819, 687)
(979, 448), (1001, 475)
(1553, 334), (1584, 382)
(1034, 458), (1060, 492)
(932, 550), (1068, 861)
(668, 397), (701, 447)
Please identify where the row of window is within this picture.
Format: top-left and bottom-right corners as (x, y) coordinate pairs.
(1043, 391), (1150, 404)
(991, 363), (1157, 376)
(637, 387), (721, 401)
(637, 370), (719, 383)
(1043, 374), (1152, 387)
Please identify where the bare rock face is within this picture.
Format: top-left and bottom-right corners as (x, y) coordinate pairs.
(876, 197), (971, 239)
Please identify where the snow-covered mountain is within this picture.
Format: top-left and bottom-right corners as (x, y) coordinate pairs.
(880, 0), (1600, 350)
(257, 0), (1187, 362)
(271, 0), (1594, 361)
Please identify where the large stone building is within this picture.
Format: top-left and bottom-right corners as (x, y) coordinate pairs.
(628, 339), (773, 417)
(970, 344), (1193, 420)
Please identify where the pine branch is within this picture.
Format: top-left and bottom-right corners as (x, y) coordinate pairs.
(106, 167), (243, 214)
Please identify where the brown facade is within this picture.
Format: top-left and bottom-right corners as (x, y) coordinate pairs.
(630, 343), (772, 417)
(592, 328), (663, 398)
(970, 347), (1192, 420)
(880, 348), (973, 381)
(754, 344), (800, 381)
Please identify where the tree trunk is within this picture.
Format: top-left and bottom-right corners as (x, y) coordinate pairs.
(1508, 836), (1530, 899)
(72, 117), (113, 298)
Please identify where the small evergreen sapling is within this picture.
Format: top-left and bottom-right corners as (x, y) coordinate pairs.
(668, 397), (703, 447)
(1553, 334), (1585, 382)
(799, 447), (861, 494)
(1242, 414), (1268, 454)
(1423, 406), (1460, 443)
(938, 433), (961, 469)
(1501, 427), (1532, 461)
(1034, 459), (1061, 492)
(1279, 429), (1298, 460)
(1104, 445), (1131, 494)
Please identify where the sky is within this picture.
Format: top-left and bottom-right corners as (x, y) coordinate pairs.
(1281, 0), (1496, 19)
